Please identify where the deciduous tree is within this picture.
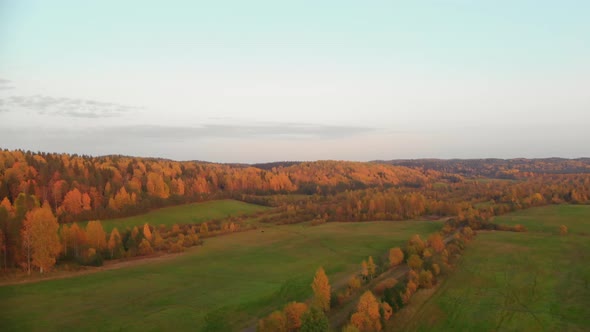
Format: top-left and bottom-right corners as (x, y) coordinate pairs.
(108, 228), (123, 258)
(300, 307), (329, 332)
(388, 247), (404, 267)
(559, 225), (568, 235)
(427, 233), (445, 253)
(284, 301), (308, 331)
(350, 291), (382, 332)
(21, 202), (61, 273)
(367, 256), (376, 278)
(143, 223), (152, 241)
(258, 310), (287, 332)
(407, 254), (423, 271)
(311, 266), (331, 312)
(86, 220), (106, 251)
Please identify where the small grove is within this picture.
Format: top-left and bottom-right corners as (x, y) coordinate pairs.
(256, 218), (477, 332)
(0, 196), (252, 274)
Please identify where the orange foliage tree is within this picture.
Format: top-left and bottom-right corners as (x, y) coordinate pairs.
(86, 220), (106, 251)
(283, 301), (308, 331)
(427, 233), (445, 253)
(21, 202), (61, 273)
(311, 266), (331, 312)
(143, 223), (152, 241)
(407, 254), (423, 271)
(350, 291), (382, 332)
(108, 228), (123, 258)
(388, 247), (404, 267)
(257, 310), (287, 332)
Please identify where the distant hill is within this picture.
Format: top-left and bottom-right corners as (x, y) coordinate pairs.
(375, 158), (590, 178)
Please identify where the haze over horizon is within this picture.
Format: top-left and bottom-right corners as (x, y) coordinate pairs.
(1, 1), (589, 163)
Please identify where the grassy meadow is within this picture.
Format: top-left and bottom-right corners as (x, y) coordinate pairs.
(82, 199), (270, 232)
(397, 205), (590, 331)
(0, 216), (442, 331)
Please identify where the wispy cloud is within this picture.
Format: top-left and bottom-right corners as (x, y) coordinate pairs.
(0, 123), (377, 146)
(0, 95), (142, 117)
(97, 123), (377, 140)
(0, 78), (14, 91)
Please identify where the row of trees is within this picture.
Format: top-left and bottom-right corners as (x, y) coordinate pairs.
(256, 220), (476, 331)
(256, 173), (590, 226)
(0, 192), (260, 272)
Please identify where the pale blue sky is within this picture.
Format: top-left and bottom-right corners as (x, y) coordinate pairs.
(0, 0), (589, 162)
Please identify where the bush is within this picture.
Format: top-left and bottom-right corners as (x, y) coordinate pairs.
(77, 248), (103, 266)
(374, 278), (397, 295)
(559, 225), (568, 235)
(418, 270), (434, 289)
(168, 242), (184, 253)
(138, 239), (154, 256)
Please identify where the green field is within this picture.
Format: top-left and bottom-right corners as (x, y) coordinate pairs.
(0, 218), (442, 331)
(400, 205), (590, 331)
(85, 199), (270, 232)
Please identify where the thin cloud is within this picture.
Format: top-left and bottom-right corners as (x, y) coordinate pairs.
(97, 124), (377, 140)
(0, 78), (14, 91)
(0, 95), (142, 118)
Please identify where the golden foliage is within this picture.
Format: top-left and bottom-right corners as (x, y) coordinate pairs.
(22, 202), (61, 273)
(388, 247), (404, 267)
(86, 220), (106, 251)
(283, 301), (308, 331)
(427, 233), (445, 253)
(348, 276), (361, 291)
(407, 254), (423, 271)
(311, 266), (331, 312)
(367, 256), (376, 278)
(381, 301), (393, 321)
(108, 228), (122, 258)
(350, 291), (382, 332)
(559, 225), (568, 235)
(419, 270), (434, 288)
(143, 223), (152, 241)
(374, 278), (397, 295)
(138, 239), (154, 256)
(403, 280), (418, 304)
(258, 310), (287, 332)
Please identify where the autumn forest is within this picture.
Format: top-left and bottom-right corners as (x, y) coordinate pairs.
(0, 148), (589, 331)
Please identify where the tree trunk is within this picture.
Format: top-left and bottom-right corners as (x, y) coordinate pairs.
(27, 247), (31, 275)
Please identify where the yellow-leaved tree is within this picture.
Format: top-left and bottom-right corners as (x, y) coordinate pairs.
(388, 247), (404, 267)
(108, 228), (123, 258)
(367, 256), (376, 278)
(86, 220), (106, 251)
(283, 301), (308, 331)
(428, 233), (445, 253)
(311, 266), (331, 312)
(21, 202), (61, 274)
(143, 223), (152, 241)
(350, 291), (382, 332)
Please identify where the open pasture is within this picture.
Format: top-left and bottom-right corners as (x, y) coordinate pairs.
(84, 199), (270, 232)
(398, 205), (590, 331)
(0, 218), (442, 331)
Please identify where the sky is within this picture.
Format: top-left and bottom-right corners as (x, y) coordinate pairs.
(0, 0), (589, 163)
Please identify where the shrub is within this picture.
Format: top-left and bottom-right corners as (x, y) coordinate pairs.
(138, 239), (154, 256)
(388, 247), (404, 267)
(374, 278), (397, 295)
(418, 270), (434, 289)
(559, 225), (568, 235)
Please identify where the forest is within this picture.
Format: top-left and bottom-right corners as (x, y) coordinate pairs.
(1, 149), (589, 331)
(1, 148), (589, 275)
